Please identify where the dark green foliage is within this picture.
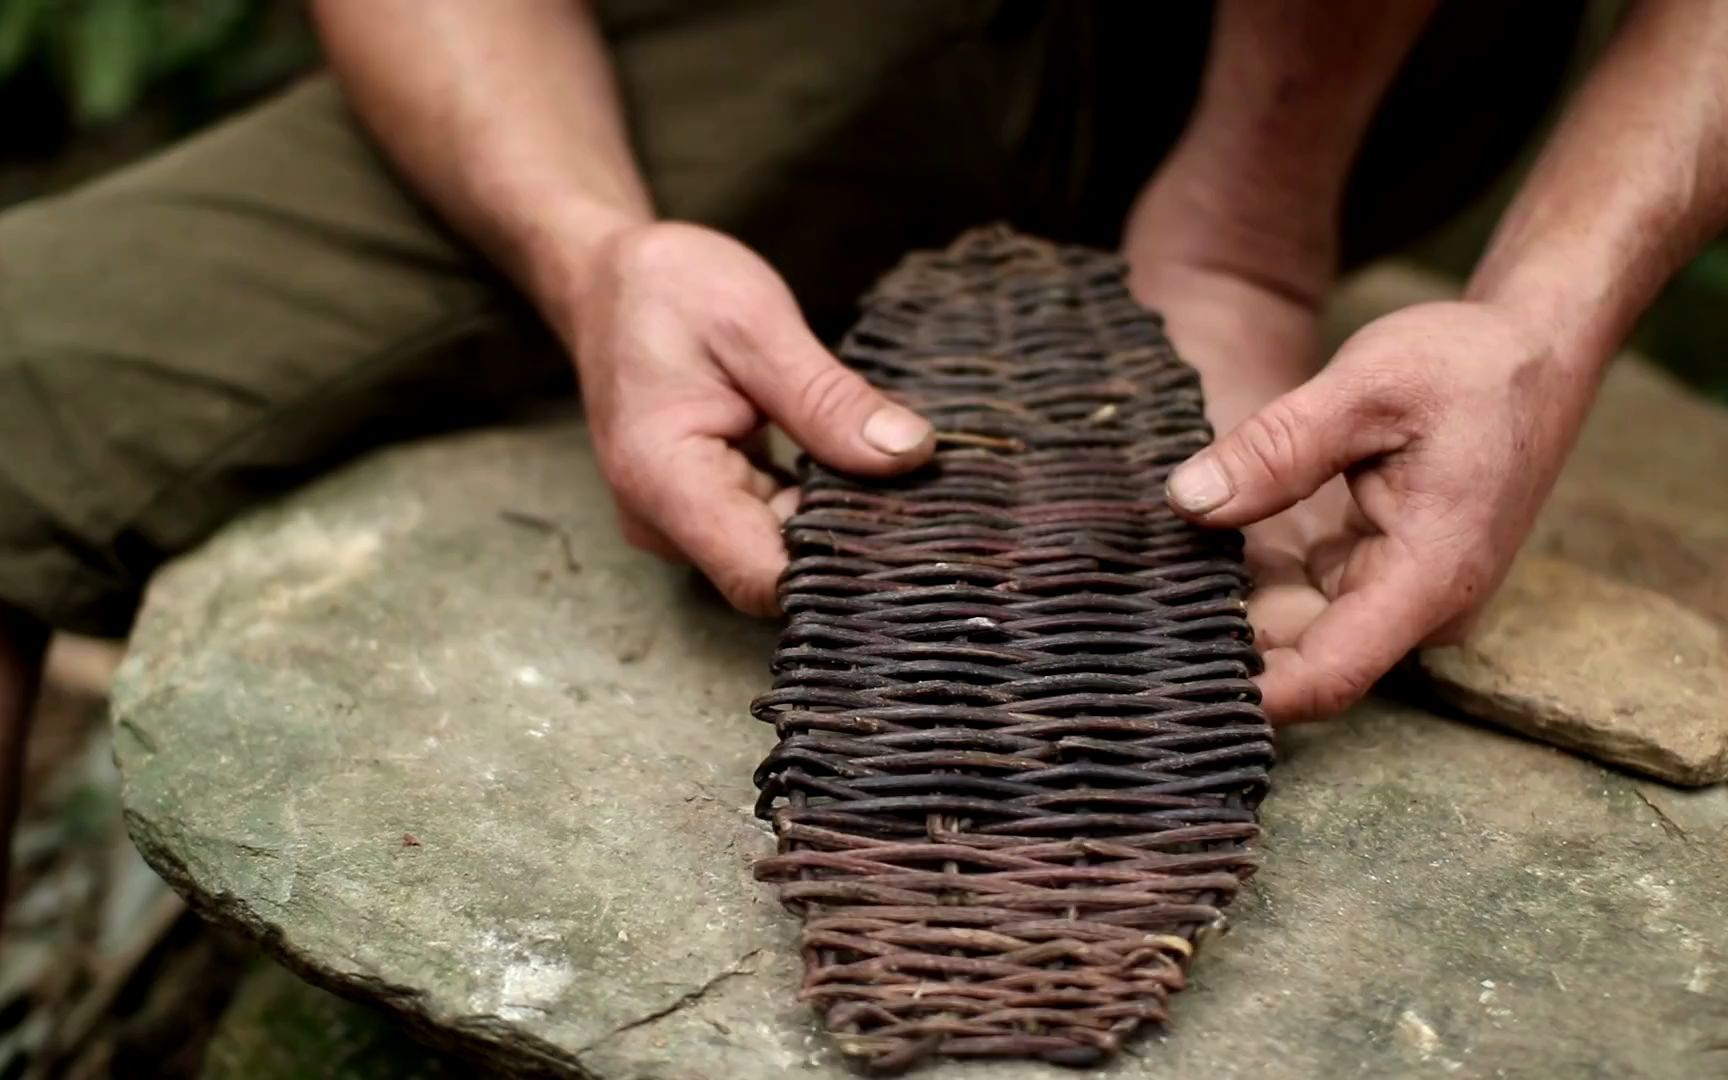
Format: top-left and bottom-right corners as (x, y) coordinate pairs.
(0, 0), (310, 128)
(1634, 249), (1728, 404)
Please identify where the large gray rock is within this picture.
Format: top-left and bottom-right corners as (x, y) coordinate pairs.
(1419, 557), (1728, 785)
(114, 418), (1728, 1079)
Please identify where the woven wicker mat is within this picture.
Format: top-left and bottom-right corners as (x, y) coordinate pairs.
(752, 227), (1272, 1073)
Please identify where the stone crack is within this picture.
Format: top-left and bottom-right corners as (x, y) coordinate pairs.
(1635, 788), (1690, 840)
(574, 948), (764, 1058)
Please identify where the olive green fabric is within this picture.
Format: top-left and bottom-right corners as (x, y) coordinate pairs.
(0, 0), (1576, 637)
(0, 79), (564, 637)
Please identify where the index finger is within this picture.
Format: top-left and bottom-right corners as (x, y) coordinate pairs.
(636, 438), (790, 618)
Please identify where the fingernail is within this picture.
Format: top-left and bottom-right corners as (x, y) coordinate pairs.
(862, 405), (932, 456)
(1167, 454), (1233, 513)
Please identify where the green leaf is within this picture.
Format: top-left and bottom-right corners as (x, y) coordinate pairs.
(0, 0), (50, 82)
(68, 0), (152, 126)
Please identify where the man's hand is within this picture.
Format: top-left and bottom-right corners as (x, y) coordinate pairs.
(1164, 300), (1596, 723)
(570, 222), (934, 615)
(315, 7), (935, 617)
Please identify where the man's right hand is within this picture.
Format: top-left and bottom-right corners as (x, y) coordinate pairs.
(312, 6), (934, 618)
(567, 223), (935, 616)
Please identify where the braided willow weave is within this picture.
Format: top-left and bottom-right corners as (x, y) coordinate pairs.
(751, 227), (1271, 1073)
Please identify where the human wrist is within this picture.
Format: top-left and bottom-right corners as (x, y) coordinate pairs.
(511, 201), (654, 347)
(1128, 144), (1338, 311)
(1465, 251), (1627, 383)
(1126, 257), (1322, 438)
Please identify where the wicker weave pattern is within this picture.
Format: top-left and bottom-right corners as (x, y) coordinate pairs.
(752, 228), (1271, 1073)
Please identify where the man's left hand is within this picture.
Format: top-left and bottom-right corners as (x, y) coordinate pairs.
(1163, 299), (1596, 723)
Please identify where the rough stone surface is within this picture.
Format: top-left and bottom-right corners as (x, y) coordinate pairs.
(114, 415), (1728, 1079)
(1419, 557), (1728, 786)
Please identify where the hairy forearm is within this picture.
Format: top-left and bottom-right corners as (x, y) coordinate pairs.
(310, 0), (652, 327)
(1469, 0), (1728, 371)
(1140, 0), (1439, 300)
(1126, 0), (1439, 428)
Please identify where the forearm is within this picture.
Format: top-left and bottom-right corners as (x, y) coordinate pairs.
(1127, 0), (1438, 430)
(1138, 0), (1439, 302)
(1468, 0), (1728, 373)
(310, 0), (652, 331)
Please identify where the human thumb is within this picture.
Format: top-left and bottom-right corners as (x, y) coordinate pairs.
(723, 306), (934, 476)
(1165, 385), (1363, 527)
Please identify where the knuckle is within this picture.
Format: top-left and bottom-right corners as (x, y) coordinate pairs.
(1350, 367), (1432, 436)
(793, 362), (870, 428)
(1228, 403), (1309, 495)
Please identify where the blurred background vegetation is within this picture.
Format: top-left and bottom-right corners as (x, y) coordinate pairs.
(0, 0), (311, 129)
(0, 0), (1721, 401)
(0, 0), (313, 201)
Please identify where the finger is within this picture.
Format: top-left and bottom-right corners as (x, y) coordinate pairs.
(1306, 531), (1362, 600)
(1166, 369), (1405, 529)
(741, 460), (781, 502)
(1255, 540), (1442, 725)
(1246, 581), (1327, 653)
(635, 439), (790, 617)
(713, 304), (934, 476)
(1241, 544), (1324, 651)
(769, 486), (802, 524)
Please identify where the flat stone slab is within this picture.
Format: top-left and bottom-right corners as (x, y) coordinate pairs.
(1420, 557), (1728, 785)
(114, 416), (1728, 1078)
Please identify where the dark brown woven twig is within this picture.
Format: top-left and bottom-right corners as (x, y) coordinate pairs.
(752, 227), (1271, 1073)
